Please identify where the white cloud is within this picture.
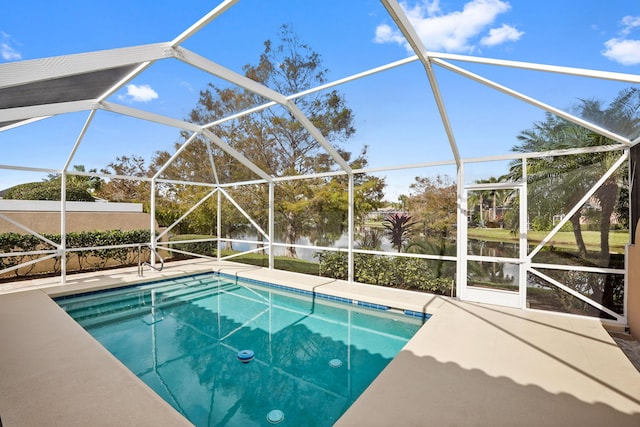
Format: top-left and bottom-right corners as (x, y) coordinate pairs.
(425, 0), (441, 15)
(621, 15), (640, 36)
(481, 24), (523, 46)
(1, 32), (21, 61)
(602, 15), (640, 65)
(374, 0), (521, 53)
(374, 24), (406, 45)
(119, 84), (159, 103)
(602, 38), (640, 65)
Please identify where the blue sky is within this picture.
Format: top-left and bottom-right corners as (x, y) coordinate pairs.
(2, 0), (640, 199)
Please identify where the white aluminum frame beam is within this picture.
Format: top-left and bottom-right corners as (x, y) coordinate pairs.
(204, 140), (221, 185)
(97, 62), (155, 103)
(519, 159), (528, 309)
(170, 0), (239, 47)
(100, 101), (201, 132)
(268, 182), (274, 269)
(0, 116), (51, 132)
(60, 170), (68, 282)
(63, 110), (96, 171)
(531, 262), (624, 275)
(348, 175), (354, 282)
(528, 151), (628, 259)
(0, 253), (57, 277)
(380, 0), (461, 166)
(352, 247), (457, 262)
(201, 129), (272, 182)
(60, 110), (96, 282)
(78, 171), (151, 183)
(174, 47), (353, 174)
(0, 213), (60, 249)
(98, 101), (271, 182)
(201, 56), (420, 131)
(0, 164), (60, 174)
(150, 175), (157, 262)
(430, 52), (640, 85)
(155, 178), (218, 187)
(152, 132), (201, 178)
(0, 43), (171, 89)
(432, 58), (633, 146)
(199, 48), (640, 131)
(219, 188), (269, 240)
(217, 189), (222, 260)
(209, 179), (267, 188)
(189, 44), (638, 166)
(462, 144), (627, 164)
(156, 188), (219, 241)
(529, 268), (622, 321)
(286, 100), (353, 173)
(1, 100), (96, 123)
(174, 47), (289, 104)
(456, 163), (467, 299)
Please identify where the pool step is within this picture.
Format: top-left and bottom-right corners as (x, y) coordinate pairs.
(59, 279), (239, 327)
(74, 284), (241, 328)
(59, 275), (230, 312)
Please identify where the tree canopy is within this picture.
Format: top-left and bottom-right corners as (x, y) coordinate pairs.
(99, 26), (385, 256)
(508, 88), (637, 262)
(407, 174), (457, 238)
(4, 181), (95, 202)
(4, 165), (98, 202)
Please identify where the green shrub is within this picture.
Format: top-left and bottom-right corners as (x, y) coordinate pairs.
(0, 233), (46, 276)
(355, 253), (393, 285)
(316, 251), (348, 280)
(0, 229), (151, 277)
(316, 251), (454, 296)
(168, 234), (217, 258)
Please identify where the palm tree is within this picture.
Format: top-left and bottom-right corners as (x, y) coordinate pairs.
(575, 87), (640, 260)
(382, 213), (416, 252)
(508, 106), (631, 258)
(69, 165), (103, 194)
(511, 121), (591, 256)
(508, 88), (639, 314)
(471, 177), (506, 226)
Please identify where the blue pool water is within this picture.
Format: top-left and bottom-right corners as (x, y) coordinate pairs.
(56, 273), (425, 426)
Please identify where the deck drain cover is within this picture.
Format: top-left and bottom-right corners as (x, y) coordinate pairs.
(266, 409), (284, 424)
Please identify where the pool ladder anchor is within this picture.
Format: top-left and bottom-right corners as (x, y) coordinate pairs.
(137, 244), (165, 277)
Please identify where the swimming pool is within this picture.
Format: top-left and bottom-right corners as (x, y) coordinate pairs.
(56, 272), (426, 426)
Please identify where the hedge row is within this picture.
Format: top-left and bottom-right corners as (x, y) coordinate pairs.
(315, 251), (455, 296)
(0, 230), (151, 277)
(167, 234), (217, 258)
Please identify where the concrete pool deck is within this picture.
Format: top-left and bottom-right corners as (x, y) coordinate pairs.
(1, 259), (639, 426)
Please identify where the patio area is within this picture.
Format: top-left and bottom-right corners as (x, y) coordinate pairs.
(1, 260), (638, 426)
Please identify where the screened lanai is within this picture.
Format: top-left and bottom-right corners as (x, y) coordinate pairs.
(1, 0), (640, 329)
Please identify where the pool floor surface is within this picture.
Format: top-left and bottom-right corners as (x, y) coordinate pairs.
(1, 259), (639, 426)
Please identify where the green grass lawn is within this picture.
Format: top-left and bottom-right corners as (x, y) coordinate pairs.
(467, 227), (629, 254)
(219, 250), (320, 275)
